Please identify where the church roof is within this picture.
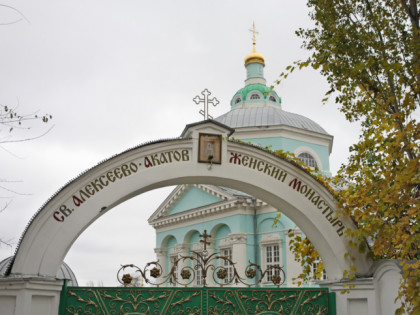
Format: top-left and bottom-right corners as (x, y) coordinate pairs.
(0, 256), (78, 286)
(215, 106), (330, 136)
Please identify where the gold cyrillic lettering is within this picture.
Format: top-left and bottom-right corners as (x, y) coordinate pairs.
(129, 162), (138, 173)
(99, 175), (109, 187)
(160, 153), (168, 164)
(151, 154), (161, 166)
(263, 163), (272, 175)
(277, 170), (287, 182)
(121, 164), (131, 177)
(165, 151), (173, 163)
(79, 189), (90, 202)
(242, 156), (249, 166)
(317, 199), (325, 209)
(85, 184), (95, 196)
(91, 179), (103, 192)
(182, 150), (189, 161)
(59, 205), (72, 217)
(107, 171), (116, 182)
(114, 167), (123, 179)
(305, 189), (316, 200)
(322, 206), (331, 214)
(248, 158), (257, 169)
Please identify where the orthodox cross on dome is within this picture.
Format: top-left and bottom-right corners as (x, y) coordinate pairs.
(249, 22), (259, 50)
(199, 230), (211, 251)
(193, 88), (219, 120)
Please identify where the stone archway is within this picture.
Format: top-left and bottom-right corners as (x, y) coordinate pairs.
(8, 121), (371, 282)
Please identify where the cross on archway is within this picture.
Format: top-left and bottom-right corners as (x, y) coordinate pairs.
(193, 88), (219, 120)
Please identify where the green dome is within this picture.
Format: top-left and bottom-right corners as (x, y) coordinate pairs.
(230, 84), (281, 107)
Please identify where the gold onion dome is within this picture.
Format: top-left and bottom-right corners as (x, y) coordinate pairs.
(244, 44), (265, 66)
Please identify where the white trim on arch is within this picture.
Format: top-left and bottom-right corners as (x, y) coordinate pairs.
(8, 121), (371, 284)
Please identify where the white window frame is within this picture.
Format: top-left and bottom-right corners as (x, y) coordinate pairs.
(247, 90), (263, 100)
(260, 234), (283, 286)
(191, 243), (205, 287)
(298, 152), (318, 168)
(219, 247), (233, 284)
(294, 147), (323, 171)
(195, 252), (203, 286)
(312, 256), (327, 280)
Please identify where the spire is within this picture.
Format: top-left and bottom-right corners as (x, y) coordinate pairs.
(244, 22), (265, 85)
(249, 21), (258, 53)
(244, 22), (265, 66)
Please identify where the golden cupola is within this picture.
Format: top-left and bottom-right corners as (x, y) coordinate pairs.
(244, 22), (265, 66)
(244, 43), (265, 66)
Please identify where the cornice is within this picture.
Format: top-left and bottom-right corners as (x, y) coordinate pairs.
(150, 197), (266, 229)
(232, 125), (334, 153)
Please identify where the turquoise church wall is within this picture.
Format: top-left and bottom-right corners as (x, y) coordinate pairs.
(246, 62), (264, 79)
(158, 209), (299, 278)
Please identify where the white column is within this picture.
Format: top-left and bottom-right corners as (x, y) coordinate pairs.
(175, 244), (190, 287)
(154, 247), (167, 281)
(230, 233), (247, 287)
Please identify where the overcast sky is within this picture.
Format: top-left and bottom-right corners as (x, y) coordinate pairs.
(0, 1), (361, 286)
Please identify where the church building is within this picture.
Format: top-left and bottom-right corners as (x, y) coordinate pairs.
(148, 33), (333, 287)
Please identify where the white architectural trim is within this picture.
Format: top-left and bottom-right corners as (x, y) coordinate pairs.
(294, 146), (323, 171)
(247, 90), (264, 100)
(149, 184), (241, 224)
(244, 77), (266, 85)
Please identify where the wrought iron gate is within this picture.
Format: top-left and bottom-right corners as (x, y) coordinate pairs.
(59, 231), (336, 314)
(58, 283), (336, 314)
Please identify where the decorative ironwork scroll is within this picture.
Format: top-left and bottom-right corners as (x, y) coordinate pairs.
(117, 230), (286, 288)
(58, 231), (336, 314)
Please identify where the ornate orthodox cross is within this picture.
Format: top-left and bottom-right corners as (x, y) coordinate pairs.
(249, 22), (259, 46)
(193, 88), (219, 120)
(199, 230), (211, 251)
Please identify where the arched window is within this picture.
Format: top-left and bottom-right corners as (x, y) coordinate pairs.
(298, 152), (318, 168)
(269, 96), (277, 102)
(234, 97), (241, 104)
(250, 93), (260, 100)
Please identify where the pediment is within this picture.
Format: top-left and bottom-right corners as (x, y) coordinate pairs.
(148, 184), (238, 223)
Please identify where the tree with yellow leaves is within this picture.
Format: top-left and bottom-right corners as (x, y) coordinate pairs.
(278, 1), (419, 313)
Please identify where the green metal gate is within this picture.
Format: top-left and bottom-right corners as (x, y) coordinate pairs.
(58, 283), (336, 314)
